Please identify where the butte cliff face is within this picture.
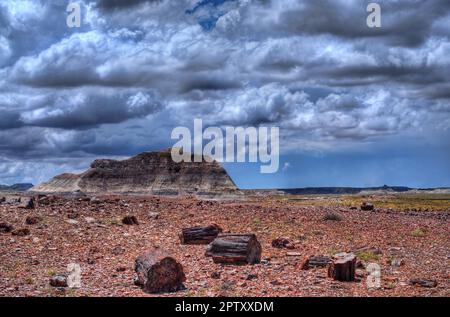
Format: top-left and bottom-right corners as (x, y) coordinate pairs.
(31, 150), (238, 196)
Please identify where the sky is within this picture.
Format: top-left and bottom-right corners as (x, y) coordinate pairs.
(0, 0), (449, 188)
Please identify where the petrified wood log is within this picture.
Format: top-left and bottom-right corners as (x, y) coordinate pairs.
(205, 234), (262, 265)
(122, 215), (139, 225)
(302, 255), (331, 270)
(180, 224), (222, 245)
(0, 222), (13, 233)
(328, 252), (356, 282)
(361, 202), (374, 211)
(134, 250), (186, 293)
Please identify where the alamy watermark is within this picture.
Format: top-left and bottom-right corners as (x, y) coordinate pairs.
(66, 2), (382, 29)
(171, 119), (279, 174)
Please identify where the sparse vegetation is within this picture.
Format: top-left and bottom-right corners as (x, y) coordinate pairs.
(286, 193), (450, 211)
(411, 228), (427, 237)
(323, 213), (342, 221)
(356, 250), (380, 262)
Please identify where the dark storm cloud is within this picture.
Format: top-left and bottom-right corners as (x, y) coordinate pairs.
(96, 0), (160, 11)
(0, 0), (449, 185)
(255, 0), (450, 47)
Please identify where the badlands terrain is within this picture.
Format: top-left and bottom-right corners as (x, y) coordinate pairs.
(0, 192), (449, 297)
(0, 150), (449, 297)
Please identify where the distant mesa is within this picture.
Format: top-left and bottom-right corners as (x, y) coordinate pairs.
(0, 183), (34, 192)
(31, 149), (238, 197)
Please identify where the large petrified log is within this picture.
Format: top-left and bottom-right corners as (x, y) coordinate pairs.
(134, 250), (186, 293)
(205, 234), (262, 265)
(328, 252), (356, 282)
(180, 224), (222, 245)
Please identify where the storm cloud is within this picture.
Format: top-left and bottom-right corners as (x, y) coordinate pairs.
(0, 0), (449, 186)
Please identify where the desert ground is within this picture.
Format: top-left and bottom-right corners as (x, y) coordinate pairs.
(0, 192), (449, 297)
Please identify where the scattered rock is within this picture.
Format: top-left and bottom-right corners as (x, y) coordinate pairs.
(122, 216), (139, 225)
(361, 202), (374, 211)
(67, 213), (79, 219)
(390, 258), (405, 267)
(49, 275), (68, 288)
(12, 228), (30, 236)
(116, 267), (127, 272)
(19, 197), (35, 210)
(134, 250), (186, 293)
(112, 246), (126, 256)
(84, 217), (96, 224)
(0, 222), (13, 233)
(210, 271), (221, 279)
(409, 279), (437, 288)
(25, 216), (42, 225)
(271, 237), (294, 249)
(90, 197), (102, 205)
(246, 273), (258, 281)
(66, 219), (79, 225)
(286, 252), (301, 257)
(148, 212), (160, 220)
(302, 255), (331, 270)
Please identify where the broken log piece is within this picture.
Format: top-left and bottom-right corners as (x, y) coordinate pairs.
(410, 279), (437, 288)
(122, 216), (139, 225)
(361, 202), (374, 211)
(134, 250), (186, 294)
(0, 222), (13, 233)
(328, 252), (356, 282)
(205, 234), (262, 265)
(180, 224), (222, 245)
(302, 255), (331, 270)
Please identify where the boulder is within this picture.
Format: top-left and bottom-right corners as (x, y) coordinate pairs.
(134, 250), (186, 293)
(19, 197), (35, 210)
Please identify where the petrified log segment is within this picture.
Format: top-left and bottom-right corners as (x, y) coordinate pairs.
(302, 255), (331, 270)
(122, 216), (139, 225)
(328, 252), (356, 282)
(0, 223), (13, 233)
(134, 250), (186, 293)
(180, 224), (222, 245)
(206, 234), (262, 265)
(361, 202), (374, 211)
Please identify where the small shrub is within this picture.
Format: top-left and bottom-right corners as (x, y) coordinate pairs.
(356, 250), (380, 262)
(25, 277), (34, 285)
(411, 228), (426, 237)
(322, 213), (342, 221)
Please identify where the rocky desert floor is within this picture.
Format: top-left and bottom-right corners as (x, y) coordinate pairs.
(0, 193), (449, 297)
